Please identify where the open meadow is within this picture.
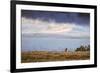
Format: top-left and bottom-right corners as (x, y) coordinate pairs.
(21, 51), (90, 63)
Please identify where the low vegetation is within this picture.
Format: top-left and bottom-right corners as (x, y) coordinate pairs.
(21, 45), (90, 63)
(21, 50), (90, 63)
(75, 45), (90, 51)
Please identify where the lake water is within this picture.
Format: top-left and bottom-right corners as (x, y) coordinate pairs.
(22, 36), (90, 52)
(21, 37), (90, 51)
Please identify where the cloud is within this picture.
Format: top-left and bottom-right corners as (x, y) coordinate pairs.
(22, 17), (90, 38)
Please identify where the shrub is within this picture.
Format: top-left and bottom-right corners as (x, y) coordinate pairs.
(75, 45), (90, 51)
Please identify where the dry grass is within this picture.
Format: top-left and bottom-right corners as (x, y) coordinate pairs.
(21, 51), (90, 63)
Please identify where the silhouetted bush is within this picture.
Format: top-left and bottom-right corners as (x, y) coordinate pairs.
(75, 45), (90, 51)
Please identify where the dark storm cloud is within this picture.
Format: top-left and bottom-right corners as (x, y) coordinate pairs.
(21, 10), (90, 26)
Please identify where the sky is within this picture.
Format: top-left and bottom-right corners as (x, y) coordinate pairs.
(21, 10), (90, 39)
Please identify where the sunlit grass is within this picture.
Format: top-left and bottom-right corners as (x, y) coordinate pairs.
(21, 51), (90, 63)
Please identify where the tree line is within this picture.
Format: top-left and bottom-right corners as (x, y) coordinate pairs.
(64, 45), (90, 52)
(75, 45), (90, 51)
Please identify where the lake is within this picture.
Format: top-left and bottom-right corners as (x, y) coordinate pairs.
(21, 36), (90, 52)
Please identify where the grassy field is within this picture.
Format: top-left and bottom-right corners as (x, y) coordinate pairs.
(21, 51), (90, 63)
